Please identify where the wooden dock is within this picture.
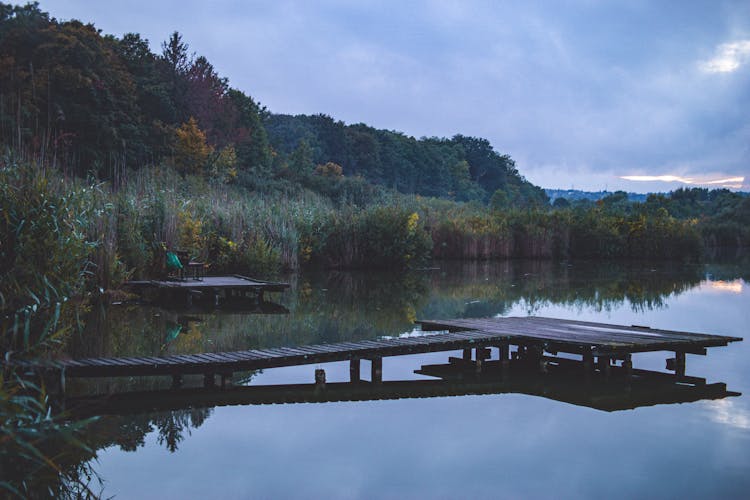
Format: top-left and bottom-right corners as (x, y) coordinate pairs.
(8, 316), (742, 390)
(418, 316), (742, 378)
(125, 274), (289, 306)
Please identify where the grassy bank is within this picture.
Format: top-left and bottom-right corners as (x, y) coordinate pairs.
(81, 164), (713, 285)
(2, 160), (730, 302)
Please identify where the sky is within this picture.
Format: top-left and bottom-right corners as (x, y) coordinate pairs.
(34, 0), (750, 192)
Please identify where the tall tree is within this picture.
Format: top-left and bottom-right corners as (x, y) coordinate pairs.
(173, 117), (211, 175)
(161, 31), (190, 122)
(184, 55), (230, 144)
(226, 88), (272, 176)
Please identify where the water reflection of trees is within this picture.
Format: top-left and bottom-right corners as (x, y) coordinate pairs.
(421, 260), (705, 318)
(704, 256), (750, 282)
(1, 406), (212, 497)
(76, 407), (214, 455)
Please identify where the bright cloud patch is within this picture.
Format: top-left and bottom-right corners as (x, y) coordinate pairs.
(699, 40), (750, 73)
(704, 399), (750, 430)
(620, 175), (745, 189)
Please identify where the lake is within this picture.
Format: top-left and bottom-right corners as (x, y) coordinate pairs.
(64, 260), (749, 499)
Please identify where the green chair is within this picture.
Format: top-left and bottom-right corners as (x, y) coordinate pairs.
(166, 251), (184, 280)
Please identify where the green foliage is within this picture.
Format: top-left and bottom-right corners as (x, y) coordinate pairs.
(0, 160), (95, 351)
(0, 159), (107, 497)
(311, 207), (433, 269)
(288, 139), (315, 177)
(315, 161), (343, 178)
(0, 375), (101, 498)
(209, 144), (238, 183)
(565, 206), (702, 260)
(490, 190), (510, 211)
(552, 197), (571, 209)
(264, 114), (544, 205)
(173, 117), (212, 175)
(209, 234), (281, 276)
(226, 88), (272, 176)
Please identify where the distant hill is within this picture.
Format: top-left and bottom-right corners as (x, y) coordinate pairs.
(264, 113), (549, 206)
(545, 189), (649, 204)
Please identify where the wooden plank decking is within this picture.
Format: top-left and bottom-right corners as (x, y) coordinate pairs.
(418, 316), (742, 356)
(127, 275), (289, 292)
(13, 329), (513, 379)
(124, 274), (290, 307)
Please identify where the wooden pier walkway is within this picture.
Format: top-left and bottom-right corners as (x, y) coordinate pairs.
(8, 316), (741, 389)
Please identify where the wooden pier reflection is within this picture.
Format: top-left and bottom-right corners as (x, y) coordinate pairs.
(64, 352), (739, 417)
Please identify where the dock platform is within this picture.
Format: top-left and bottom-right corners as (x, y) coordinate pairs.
(418, 316), (741, 355)
(125, 274), (289, 306)
(419, 316), (742, 378)
(8, 316), (742, 390)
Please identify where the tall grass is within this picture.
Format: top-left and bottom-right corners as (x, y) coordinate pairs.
(1, 159), (102, 497)
(104, 166), (434, 277)
(409, 197), (702, 261)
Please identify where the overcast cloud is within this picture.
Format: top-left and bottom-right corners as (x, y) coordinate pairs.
(35, 0), (750, 192)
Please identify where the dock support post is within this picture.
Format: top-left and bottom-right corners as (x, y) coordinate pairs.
(666, 351), (686, 377)
(315, 368), (326, 388)
(498, 343), (509, 363)
(463, 348), (472, 362)
(220, 372), (232, 388)
(371, 357), (383, 384)
(582, 350), (593, 375)
(350, 358), (361, 383)
(517, 345), (527, 360)
(675, 351), (686, 377)
(498, 343), (510, 378)
(475, 347), (489, 375)
(623, 354), (633, 379)
(528, 345), (545, 372)
(598, 356), (611, 379)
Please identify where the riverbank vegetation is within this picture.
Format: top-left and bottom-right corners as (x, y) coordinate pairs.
(1, 2), (747, 274)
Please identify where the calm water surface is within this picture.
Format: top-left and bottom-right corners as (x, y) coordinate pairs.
(68, 260), (750, 499)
